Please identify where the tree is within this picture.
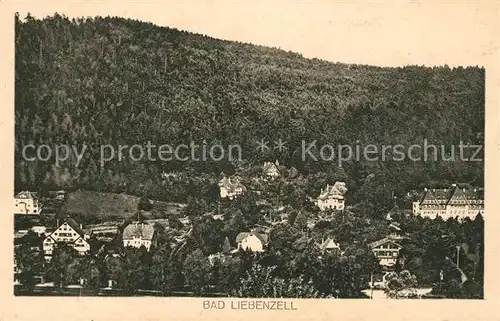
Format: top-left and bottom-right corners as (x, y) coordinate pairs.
(105, 247), (151, 293)
(211, 256), (241, 294)
(189, 216), (225, 255)
(222, 236), (231, 254)
(150, 245), (179, 294)
(183, 249), (211, 295)
(77, 255), (102, 294)
(48, 243), (79, 288)
(384, 270), (418, 299)
(293, 211), (308, 231)
(14, 244), (43, 290)
(232, 264), (320, 298)
(138, 196), (153, 211)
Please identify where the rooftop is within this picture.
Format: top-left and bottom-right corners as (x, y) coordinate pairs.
(123, 222), (155, 240)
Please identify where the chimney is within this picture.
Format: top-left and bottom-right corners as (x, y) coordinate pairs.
(80, 223), (82, 229)
(56, 218), (59, 227)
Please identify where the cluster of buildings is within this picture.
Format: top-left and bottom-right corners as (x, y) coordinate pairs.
(218, 160), (348, 213)
(13, 190), (159, 263)
(13, 177), (485, 287)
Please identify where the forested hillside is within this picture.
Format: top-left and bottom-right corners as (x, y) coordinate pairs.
(15, 13), (484, 204)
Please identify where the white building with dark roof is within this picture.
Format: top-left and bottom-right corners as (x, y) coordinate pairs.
(412, 185), (484, 220)
(219, 176), (246, 200)
(43, 218), (90, 259)
(316, 182), (347, 211)
(368, 237), (403, 267)
(122, 221), (157, 251)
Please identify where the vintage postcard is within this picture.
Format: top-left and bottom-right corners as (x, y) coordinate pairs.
(1, 1), (499, 320)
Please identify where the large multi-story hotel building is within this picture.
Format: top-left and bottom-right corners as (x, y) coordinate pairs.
(412, 184), (484, 220)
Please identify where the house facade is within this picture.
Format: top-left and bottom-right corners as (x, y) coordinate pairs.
(122, 222), (156, 251)
(412, 185), (484, 220)
(319, 237), (342, 255)
(316, 182), (347, 211)
(14, 191), (42, 215)
(368, 237), (403, 267)
(235, 230), (268, 252)
(43, 218), (90, 259)
(263, 161), (280, 179)
(219, 176), (246, 200)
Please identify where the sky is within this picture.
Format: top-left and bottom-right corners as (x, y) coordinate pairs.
(7, 1), (500, 67)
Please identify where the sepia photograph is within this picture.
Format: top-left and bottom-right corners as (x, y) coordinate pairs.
(3, 2), (500, 320)
(12, 10), (488, 301)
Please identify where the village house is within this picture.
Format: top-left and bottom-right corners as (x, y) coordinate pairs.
(412, 184), (484, 220)
(42, 218), (90, 259)
(368, 221), (405, 267)
(219, 176), (246, 200)
(122, 221), (157, 251)
(316, 182), (347, 211)
(235, 229), (269, 252)
(368, 237), (403, 267)
(14, 191), (42, 215)
(262, 160), (281, 179)
(318, 237), (343, 255)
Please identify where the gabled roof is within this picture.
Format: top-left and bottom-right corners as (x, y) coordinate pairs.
(122, 222), (155, 240)
(417, 186), (484, 206)
(235, 230), (268, 245)
(235, 232), (250, 243)
(219, 177), (247, 192)
(389, 222), (401, 231)
(368, 237), (402, 249)
(263, 161), (280, 176)
(15, 191), (38, 200)
(317, 182), (347, 200)
(44, 218), (87, 245)
(61, 217), (85, 237)
(319, 237), (340, 251)
(14, 230), (29, 239)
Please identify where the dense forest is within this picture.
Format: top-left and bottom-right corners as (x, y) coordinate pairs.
(15, 13), (484, 207)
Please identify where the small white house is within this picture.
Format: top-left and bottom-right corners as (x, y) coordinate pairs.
(235, 230), (268, 252)
(316, 182), (347, 211)
(219, 176), (246, 200)
(263, 160), (281, 179)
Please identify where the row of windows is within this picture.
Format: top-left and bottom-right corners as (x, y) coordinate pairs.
(374, 251), (398, 257)
(55, 232), (76, 237)
(378, 244), (399, 250)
